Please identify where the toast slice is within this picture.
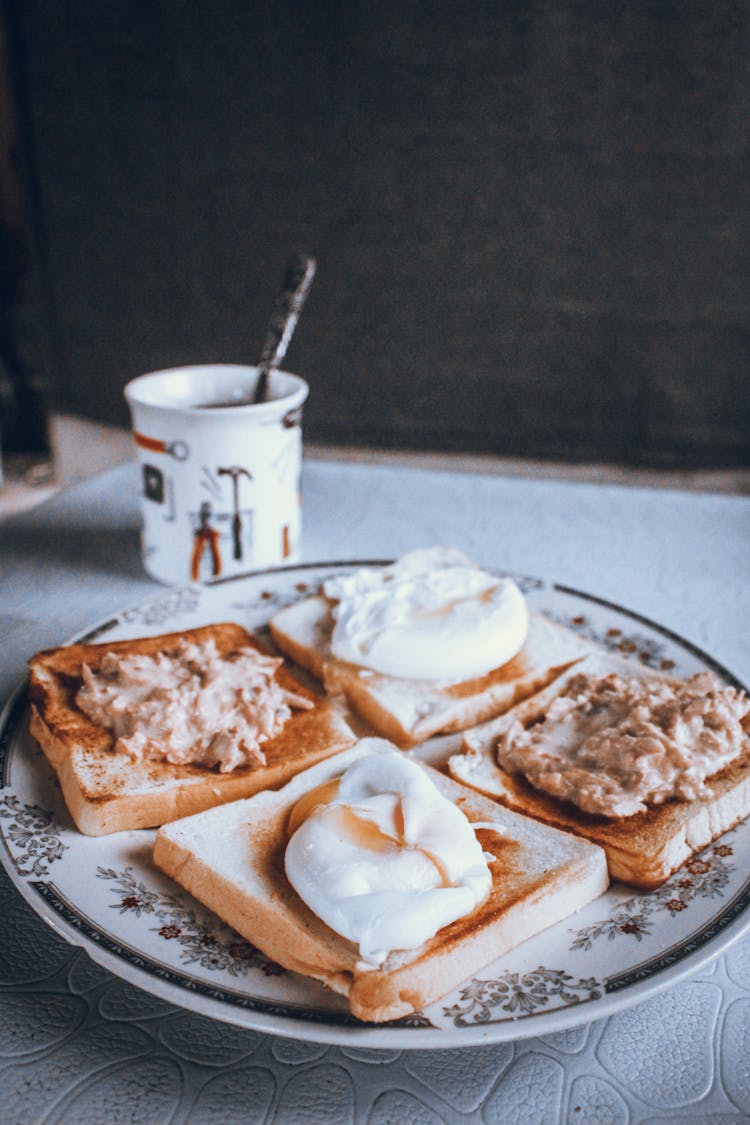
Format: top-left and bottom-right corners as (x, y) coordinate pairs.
(448, 652), (750, 889)
(269, 594), (593, 747)
(153, 741), (609, 1023)
(28, 623), (356, 836)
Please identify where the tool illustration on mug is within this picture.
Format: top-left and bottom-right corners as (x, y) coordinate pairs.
(134, 432), (190, 461)
(190, 501), (222, 581)
(282, 405), (304, 429)
(218, 466), (253, 561)
(189, 464), (257, 580)
(272, 440), (299, 490)
(142, 464), (176, 522)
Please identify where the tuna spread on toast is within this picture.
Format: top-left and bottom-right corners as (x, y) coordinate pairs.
(76, 636), (313, 772)
(496, 670), (749, 818)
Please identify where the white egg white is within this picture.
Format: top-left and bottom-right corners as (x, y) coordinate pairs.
(323, 548), (528, 681)
(284, 741), (492, 966)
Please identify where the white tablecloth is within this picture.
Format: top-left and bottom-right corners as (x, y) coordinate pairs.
(0, 458), (748, 1124)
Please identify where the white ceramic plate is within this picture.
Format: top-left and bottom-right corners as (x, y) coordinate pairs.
(0, 562), (748, 1048)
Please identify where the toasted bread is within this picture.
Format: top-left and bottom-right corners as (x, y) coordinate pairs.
(28, 623), (357, 836)
(153, 741), (609, 1023)
(269, 594), (592, 747)
(448, 652), (750, 889)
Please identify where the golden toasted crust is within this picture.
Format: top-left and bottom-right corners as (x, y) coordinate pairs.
(269, 596), (593, 747)
(28, 623), (357, 835)
(153, 743), (609, 1023)
(448, 654), (750, 889)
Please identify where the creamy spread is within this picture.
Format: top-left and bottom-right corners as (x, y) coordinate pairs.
(322, 547), (528, 681)
(284, 740), (492, 966)
(496, 670), (750, 817)
(76, 637), (313, 772)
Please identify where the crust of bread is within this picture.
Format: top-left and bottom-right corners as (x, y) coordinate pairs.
(268, 596), (593, 747)
(448, 652), (750, 889)
(153, 742), (609, 1023)
(28, 623), (357, 835)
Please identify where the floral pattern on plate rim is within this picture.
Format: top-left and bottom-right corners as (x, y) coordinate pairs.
(96, 865), (285, 979)
(570, 839), (738, 951)
(0, 791), (67, 876)
(444, 968), (603, 1027)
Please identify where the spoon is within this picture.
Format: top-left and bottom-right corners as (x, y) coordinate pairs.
(253, 253), (317, 404)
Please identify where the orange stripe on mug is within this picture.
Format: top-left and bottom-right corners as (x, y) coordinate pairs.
(134, 431), (167, 453)
(134, 433), (189, 461)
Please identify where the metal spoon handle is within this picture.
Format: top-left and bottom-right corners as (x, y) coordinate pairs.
(254, 253), (317, 403)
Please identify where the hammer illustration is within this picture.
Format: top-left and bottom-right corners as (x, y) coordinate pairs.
(218, 466), (253, 560)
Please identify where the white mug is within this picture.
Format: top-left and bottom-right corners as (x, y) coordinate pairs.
(124, 364), (308, 585)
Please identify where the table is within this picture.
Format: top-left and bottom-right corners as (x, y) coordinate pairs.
(1, 457), (748, 1124)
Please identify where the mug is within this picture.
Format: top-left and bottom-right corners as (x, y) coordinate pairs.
(124, 364), (308, 585)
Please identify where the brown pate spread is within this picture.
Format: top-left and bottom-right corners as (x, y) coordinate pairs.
(76, 637), (312, 772)
(496, 670), (749, 817)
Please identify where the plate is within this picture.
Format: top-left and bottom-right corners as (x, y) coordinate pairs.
(0, 562), (748, 1048)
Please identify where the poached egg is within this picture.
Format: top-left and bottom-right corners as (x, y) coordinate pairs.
(323, 547), (528, 681)
(284, 740), (493, 967)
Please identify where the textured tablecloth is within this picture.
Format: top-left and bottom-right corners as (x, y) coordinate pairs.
(0, 457), (749, 1124)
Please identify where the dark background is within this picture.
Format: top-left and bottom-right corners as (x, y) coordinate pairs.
(2, 1), (749, 466)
